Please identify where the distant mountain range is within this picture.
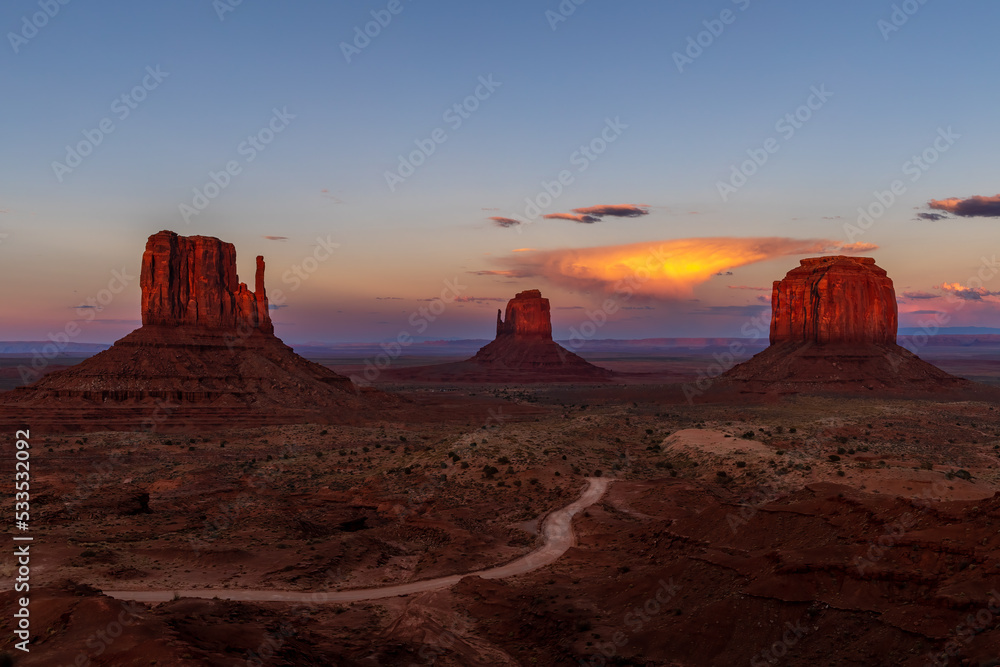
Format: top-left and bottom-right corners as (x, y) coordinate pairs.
(3, 329), (1000, 359)
(0, 342), (112, 357)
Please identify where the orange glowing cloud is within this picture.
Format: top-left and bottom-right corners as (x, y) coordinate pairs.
(493, 237), (877, 299)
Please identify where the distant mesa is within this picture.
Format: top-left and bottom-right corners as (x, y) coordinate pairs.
(0, 230), (379, 431)
(722, 255), (971, 393)
(384, 289), (613, 383)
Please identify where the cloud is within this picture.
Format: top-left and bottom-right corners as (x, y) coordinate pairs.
(419, 296), (506, 304)
(544, 212), (599, 224)
(915, 212), (949, 222)
(376, 297), (404, 300)
(321, 189), (343, 203)
(691, 305), (770, 316)
(468, 269), (525, 277)
(511, 248), (536, 253)
(728, 285), (769, 291)
(263, 236), (288, 241)
(87, 318), (142, 324)
(491, 237), (876, 300)
(542, 204), (651, 225)
(838, 242), (879, 252)
(928, 194), (1000, 218)
(938, 282), (1000, 301)
(900, 291), (939, 300)
(756, 295), (770, 304)
(490, 216), (522, 228)
(574, 204), (650, 219)
(907, 309), (943, 315)
(268, 304), (289, 310)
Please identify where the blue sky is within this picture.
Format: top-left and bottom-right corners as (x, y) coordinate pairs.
(2, 0), (999, 343)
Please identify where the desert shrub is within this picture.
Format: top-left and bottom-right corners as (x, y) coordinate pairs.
(828, 454), (841, 462)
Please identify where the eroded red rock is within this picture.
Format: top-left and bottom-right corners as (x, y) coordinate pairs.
(770, 256), (896, 345)
(722, 256), (969, 394)
(0, 230), (378, 431)
(495, 289), (552, 339)
(383, 289), (612, 382)
(141, 230), (273, 334)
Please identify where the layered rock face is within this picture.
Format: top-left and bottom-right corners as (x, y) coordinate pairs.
(141, 231), (273, 334)
(0, 230), (372, 431)
(495, 290), (553, 339)
(721, 256), (969, 394)
(770, 256), (896, 345)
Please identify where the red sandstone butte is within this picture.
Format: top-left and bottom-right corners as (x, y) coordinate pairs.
(0, 230), (374, 431)
(471, 289), (611, 377)
(770, 256), (896, 345)
(141, 231), (274, 334)
(383, 289), (612, 382)
(721, 256), (970, 394)
(495, 289), (553, 339)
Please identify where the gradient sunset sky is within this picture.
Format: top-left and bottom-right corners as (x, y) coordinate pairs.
(2, 1), (999, 344)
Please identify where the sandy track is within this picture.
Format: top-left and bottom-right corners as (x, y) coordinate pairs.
(104, 477), (610, 604)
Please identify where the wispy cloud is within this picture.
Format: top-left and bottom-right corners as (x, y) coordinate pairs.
(938, 282), (1000, 301)
(928, 194), (1000, 218)
(490, 216), (522, 228)
(900, 291), (940, 300)
(543, 204), (650, 224)
(691, 305), (770, 316)
(263, 235), (288, 241)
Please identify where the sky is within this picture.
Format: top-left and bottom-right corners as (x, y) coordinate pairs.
(1, 0), (999, 344)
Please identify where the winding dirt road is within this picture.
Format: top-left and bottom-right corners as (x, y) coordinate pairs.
(104, 476), (610, 604)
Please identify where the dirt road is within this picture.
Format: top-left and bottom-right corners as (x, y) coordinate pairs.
(104, 476), (610, 603)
